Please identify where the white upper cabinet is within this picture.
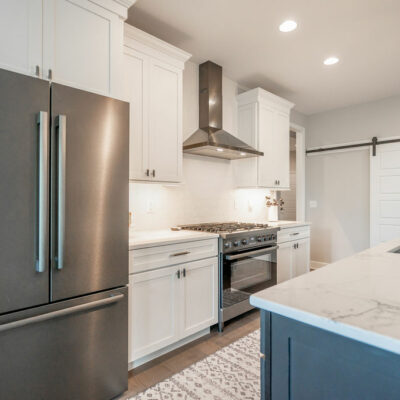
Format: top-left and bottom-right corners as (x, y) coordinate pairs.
(0, 0), (42, 77)
(0, 0), (134, 97)
(43, 0), (127, 97)
(235, 88), (294, 189)
(124, 25), (191, 183)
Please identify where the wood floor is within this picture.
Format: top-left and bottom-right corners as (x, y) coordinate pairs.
(118, 310), (260, 399)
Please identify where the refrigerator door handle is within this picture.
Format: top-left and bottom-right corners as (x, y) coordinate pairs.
(0, 293), (124, 333)
(56, 115), (66, 270)
(36, 111), (49, 273)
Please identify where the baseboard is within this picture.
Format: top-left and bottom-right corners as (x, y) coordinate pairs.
(128, 327), (210, 370)
(310, 260), (328, 270)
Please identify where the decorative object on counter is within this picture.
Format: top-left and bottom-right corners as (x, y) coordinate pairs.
(130, 329), (260, 400)
(266, 195), (285, 211)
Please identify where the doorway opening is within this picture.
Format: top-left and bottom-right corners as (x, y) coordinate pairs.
(278, 131), (297, 220)
(276, 123), (306, 222)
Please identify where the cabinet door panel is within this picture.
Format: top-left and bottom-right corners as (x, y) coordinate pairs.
(293, 238), (310, 277)
(181, 258), (218, 338)
(129, 267), (180, 362)
(277, 241), (293, 283)
(258, 104), (277, 187)
(149, 58), (182, 182)
(0, 0), (42, 77)
(123, 48), (150, 180)
(43, 0), (117, 95)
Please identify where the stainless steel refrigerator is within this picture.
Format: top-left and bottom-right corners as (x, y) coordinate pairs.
(0, 68), (129, 400)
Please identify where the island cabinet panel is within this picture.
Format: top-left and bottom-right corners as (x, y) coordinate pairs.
(260, 310), (400, 400)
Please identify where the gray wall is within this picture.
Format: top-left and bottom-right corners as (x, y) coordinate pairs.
(306, 95), (400, 263)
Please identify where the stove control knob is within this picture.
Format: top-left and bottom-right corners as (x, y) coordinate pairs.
(233, 240), (240, 247)
(224, 241), (232, 249)
(263, 236), (268, 241)
(242, 239), (248, 245)
(271, 234), (276, 240)
(257, 236), (263, 242)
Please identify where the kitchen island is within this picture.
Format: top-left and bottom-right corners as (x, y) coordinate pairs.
(250, 239), (400, 400)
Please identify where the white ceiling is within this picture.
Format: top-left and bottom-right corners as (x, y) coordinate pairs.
(127, 0), (400, 115)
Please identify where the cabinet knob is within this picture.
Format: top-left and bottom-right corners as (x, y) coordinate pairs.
(146, 169), (150, 177)
(176, 270), (181, 279)
(152, 169), (156, 178)
(35, 65), (40, 77)
(182, 268), (186, 278)
(48, 69), (53, 80)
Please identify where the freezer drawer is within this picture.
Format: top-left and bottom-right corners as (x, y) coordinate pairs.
(0, 287), (127, 400)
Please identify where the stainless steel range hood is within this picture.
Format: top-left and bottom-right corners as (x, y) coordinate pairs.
(183, 61), (263, 160)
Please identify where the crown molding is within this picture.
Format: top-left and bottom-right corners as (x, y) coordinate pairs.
(89, 0), (137, 19)
(237, 87), (295, 112)
(124, 24), (192, 66)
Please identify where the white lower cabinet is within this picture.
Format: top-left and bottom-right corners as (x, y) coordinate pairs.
(293, 238), (310, 277)
(181, 258), (218, 338)
(277, 226), (310, 284)
(129, 246), (218, 366)
(129, 265), (180, 362)
(277, 241), (293, 283)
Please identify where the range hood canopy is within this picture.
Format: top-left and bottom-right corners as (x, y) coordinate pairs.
(183, 61), (263, 160)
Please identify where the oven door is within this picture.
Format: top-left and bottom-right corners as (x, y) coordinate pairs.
(222, 246), (278, 311)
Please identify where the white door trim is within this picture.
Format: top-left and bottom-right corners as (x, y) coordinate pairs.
(290, 122), (306, 222)
(370, 142), (400, 246)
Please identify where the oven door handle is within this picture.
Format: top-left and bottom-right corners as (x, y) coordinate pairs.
(225, 246), (279, 260)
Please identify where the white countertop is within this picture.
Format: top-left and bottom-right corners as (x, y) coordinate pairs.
(129, 229), (219, 250)
(265, 220), (311, 229)
(250, 239), (400, 354)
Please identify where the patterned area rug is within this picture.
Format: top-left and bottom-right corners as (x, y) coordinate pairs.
(130, 329), (260, 400)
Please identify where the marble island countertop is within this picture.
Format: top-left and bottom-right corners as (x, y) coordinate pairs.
(250, 239), (400, 354)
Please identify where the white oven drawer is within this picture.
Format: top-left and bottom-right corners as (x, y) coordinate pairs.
(278, 225), (310, 244)
(130, 238), (218, 274)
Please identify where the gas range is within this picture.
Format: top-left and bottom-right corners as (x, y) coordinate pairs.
(179, 222), (279, 253)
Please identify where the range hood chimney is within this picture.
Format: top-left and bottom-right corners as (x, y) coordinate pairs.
(183, 61), (263, 160)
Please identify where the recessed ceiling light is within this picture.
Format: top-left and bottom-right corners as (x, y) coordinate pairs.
(324, 57), (339, 66)
(279, 20), (297, 33)
(216, 148), (224, 152)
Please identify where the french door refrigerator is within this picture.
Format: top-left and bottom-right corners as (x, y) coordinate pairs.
(0, 68), (129, 400)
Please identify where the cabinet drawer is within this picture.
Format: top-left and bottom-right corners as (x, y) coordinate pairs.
(278, 226), (310, 244)
(130, 238), (218, 274)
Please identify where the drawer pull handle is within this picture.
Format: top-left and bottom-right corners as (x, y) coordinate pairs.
(290, 232), (300, 236)
(170, 251), (190, 257)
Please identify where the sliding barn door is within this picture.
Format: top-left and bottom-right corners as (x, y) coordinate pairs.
(370, 143), (400, 246)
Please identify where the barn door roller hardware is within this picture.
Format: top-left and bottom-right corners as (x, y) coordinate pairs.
(306, 136), (400, 156)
